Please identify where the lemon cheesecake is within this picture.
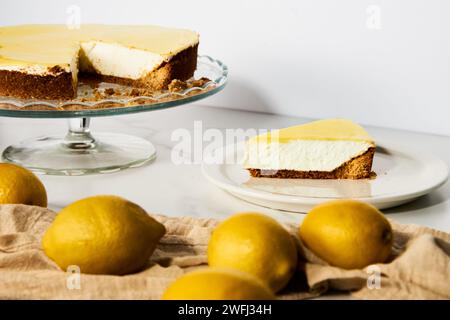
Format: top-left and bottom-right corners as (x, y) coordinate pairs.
(0, 24), (199, 99)
(243, 119), (376, 179)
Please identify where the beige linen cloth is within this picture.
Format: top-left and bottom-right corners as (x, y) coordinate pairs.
(0, 204), (449, 300)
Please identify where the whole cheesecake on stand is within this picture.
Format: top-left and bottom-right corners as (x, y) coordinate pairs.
(243, 119), (376, 179)
(0, 24), (199, 100)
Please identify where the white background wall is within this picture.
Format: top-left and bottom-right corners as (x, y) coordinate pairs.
(1, 0), (449, 136)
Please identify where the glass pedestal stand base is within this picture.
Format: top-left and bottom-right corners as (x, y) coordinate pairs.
(2, 118), (156, 175)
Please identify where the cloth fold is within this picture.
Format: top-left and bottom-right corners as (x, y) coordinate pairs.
(0, 204), (449, 299)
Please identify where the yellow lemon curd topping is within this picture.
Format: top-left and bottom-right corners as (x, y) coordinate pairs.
(249, 119), (375, 144)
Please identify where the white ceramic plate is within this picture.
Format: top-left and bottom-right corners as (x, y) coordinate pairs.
(201, 142), (449, 212)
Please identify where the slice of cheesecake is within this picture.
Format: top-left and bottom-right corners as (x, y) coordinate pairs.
(0, 24), (199, 100)
(243, 119), (376, 179)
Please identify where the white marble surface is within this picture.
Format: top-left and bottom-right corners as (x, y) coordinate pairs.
(0, 104), (449, 232)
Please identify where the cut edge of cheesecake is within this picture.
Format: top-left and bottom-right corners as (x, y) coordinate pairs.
(0, 44), (198, 100)
(82, 43), (198, 90)
(243, 119), (376, 180)
(247, 147), (376, 179)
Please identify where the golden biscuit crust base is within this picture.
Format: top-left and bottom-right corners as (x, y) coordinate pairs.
(0, 67), (75, 100)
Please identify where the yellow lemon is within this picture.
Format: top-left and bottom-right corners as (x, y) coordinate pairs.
(0, 163), (47, 207)
(207, 212), (297, 292)
(42, 195), (165, 275)
(299, 199), (393, 269)
(162, 267), (276, 300)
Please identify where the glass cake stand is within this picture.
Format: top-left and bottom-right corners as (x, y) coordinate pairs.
(0, 55), (228, 175)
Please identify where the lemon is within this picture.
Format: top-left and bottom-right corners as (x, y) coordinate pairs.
(299, 199), (393, 269)
(207, 212), (297, 292)
(162, 267), (275, 300)
(42, 195), (165, 275)
(0, 163), (47, 207)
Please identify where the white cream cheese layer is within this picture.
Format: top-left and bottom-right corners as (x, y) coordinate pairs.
(243, 140), (373, 172)
(79, 41), (165, 80)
